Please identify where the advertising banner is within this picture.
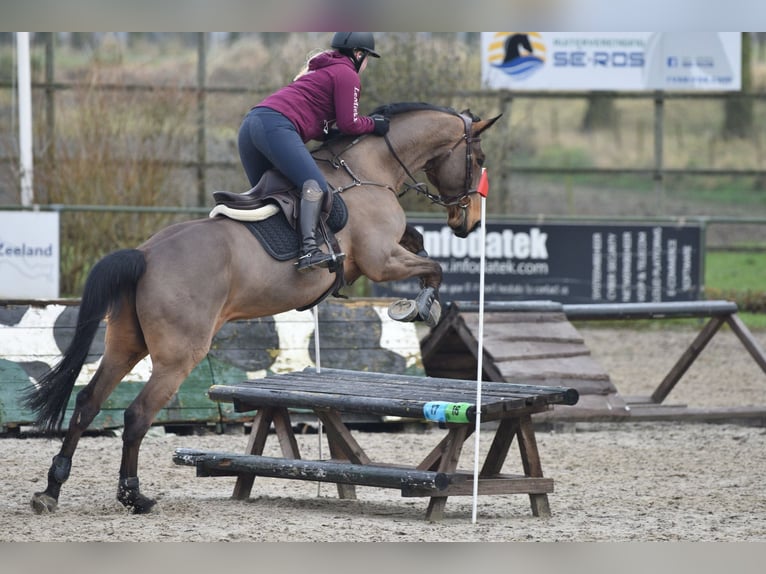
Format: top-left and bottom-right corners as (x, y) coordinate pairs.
(0, 211), (60, 299)
(372, 220), (703, 305)
(482, 32), (741, 91)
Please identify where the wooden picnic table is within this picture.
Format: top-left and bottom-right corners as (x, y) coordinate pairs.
(174, 367), (579, 521)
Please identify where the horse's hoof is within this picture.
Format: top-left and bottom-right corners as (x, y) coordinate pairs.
(388, 299), (418, 322)
(31, 492), (58, 514)
(131, 496), (157, 514)
(425, 299), (442, 327)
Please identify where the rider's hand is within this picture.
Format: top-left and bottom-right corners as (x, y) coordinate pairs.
(323, 127), (341, 140)
(371, 114), (390, 136)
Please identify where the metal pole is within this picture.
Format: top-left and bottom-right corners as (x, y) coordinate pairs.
(653, 90), (665, 212)
(196, 32), (207, 207)
(16, 32), (33, 206)
(45, 33), (55, 170)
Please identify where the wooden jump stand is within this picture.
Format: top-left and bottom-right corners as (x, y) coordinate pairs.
(564, 300), (766, 418)
(174, 368), (579, 521)
(443, 300), (766, 422)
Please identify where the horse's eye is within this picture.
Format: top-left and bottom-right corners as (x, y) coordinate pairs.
(477, 157), (485, 167)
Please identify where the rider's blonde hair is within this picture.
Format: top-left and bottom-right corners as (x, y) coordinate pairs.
(293, 49), (334, 81)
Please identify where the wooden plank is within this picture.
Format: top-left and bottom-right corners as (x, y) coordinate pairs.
(497, 355), (613, 381)
(246, 373), (579, 403)
(726, 314), (766, 373)
(470, 311), (569, 324)
(426, 475), (554, 497)
(487, 340), (593, 362)
(564, 300), (739, 320)
(649, 316), (725, 404)
(233, 407), (274, 499)
(173, 450), (453, 493)
(515, 414), (551, 517)
(425, 425), (468, 522)
(462, 316), (585, 343)
(213, 370), (580, 417)
(314, 409), (371, 465)
(480, 417), (519, 476)
(320, 412), (359, 499)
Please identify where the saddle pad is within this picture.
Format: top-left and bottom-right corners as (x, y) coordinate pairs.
(243, 195), (348, 261)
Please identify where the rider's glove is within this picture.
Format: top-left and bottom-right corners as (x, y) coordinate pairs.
(371, 115), (390, 136)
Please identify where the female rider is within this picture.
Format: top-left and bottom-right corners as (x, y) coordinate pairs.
(238, 32), (390, 273)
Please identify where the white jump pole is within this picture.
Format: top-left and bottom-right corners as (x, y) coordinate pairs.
(314, 305), (324, 495)
(471, 167), (489, 524)
(17, 32), (34, 207)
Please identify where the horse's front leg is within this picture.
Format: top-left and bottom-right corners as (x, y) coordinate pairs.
(367, 243), (443, 327)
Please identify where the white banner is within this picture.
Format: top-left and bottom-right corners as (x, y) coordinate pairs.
(481, 32), (741, 91)
(0, 212), (60, 299)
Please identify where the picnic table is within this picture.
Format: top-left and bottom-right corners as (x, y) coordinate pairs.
(174, 367), (579, 521)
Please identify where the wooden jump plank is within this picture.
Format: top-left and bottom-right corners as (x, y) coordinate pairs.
(208, 368), (579, 423)
(215, 385), (564, 423)
(174, 449), (454, 493)
(268, 367), (580, 400)
(563, 300), (739, 320)
(432, 474), (554, 497)
(243, 377), (576, 405)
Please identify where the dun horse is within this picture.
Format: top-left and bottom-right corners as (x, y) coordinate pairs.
(23, 102), (501, 514)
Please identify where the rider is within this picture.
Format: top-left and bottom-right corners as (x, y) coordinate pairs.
(237, 32), (390, 273)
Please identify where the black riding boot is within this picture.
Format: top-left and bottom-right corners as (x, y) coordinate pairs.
(296, 180), (335, 273)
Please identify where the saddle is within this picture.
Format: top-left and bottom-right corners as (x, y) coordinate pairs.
(211, 170), (334, 225)
(209, 170), (348, 310)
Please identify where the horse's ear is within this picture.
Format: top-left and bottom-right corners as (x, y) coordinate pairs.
(473, 113), (503, 135)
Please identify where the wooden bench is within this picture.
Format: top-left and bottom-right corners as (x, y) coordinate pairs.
(173, 367), (579, 521)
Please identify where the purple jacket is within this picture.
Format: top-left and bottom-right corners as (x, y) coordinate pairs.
(256, 50), (376, 142)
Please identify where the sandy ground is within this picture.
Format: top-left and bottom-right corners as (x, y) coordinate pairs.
(2, 325), (766, 542)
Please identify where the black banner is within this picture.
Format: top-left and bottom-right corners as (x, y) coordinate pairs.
(372, 220), (703, 304)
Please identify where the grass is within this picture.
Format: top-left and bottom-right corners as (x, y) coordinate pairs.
(705, 250), (766, 329)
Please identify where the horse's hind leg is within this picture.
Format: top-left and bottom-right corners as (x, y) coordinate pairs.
(116, 348), (205, 514)
(31, 309), (147, 514)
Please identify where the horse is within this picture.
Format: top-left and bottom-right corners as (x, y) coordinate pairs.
(503, 33), (534, 64)
(22, 102), (501, 514)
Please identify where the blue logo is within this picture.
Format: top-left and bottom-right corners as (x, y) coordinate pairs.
(488, 32), (545, 80)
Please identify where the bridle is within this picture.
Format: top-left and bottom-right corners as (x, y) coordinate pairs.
(384, 111), (481, 208)
(315, 109), (481, 209)
(419, 112), (481, 208)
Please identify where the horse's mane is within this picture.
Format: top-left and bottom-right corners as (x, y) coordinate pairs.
(369, 102), (460, 118)
(316, 102), (478, 149)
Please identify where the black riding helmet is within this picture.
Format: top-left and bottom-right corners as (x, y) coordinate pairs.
(331, 32), (381, 70)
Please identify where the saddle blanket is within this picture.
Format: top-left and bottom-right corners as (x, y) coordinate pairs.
(242, 196), (348, 261)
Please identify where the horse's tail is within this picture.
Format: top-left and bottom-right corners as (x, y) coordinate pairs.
(22, 248), (147, 434)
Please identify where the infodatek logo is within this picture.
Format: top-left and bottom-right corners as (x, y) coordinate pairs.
(487, 32), (546, 80)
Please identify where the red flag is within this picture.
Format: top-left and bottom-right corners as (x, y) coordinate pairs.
(477, 167), (489, 198)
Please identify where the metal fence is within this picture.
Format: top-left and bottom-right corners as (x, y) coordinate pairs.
(2, 33), (766, 236)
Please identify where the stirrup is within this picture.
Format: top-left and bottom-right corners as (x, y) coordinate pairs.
(295, 250), (333, 273)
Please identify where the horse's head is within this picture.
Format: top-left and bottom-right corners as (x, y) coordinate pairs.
(422, 109), (502, 238)
(320, 103), (501, 238)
